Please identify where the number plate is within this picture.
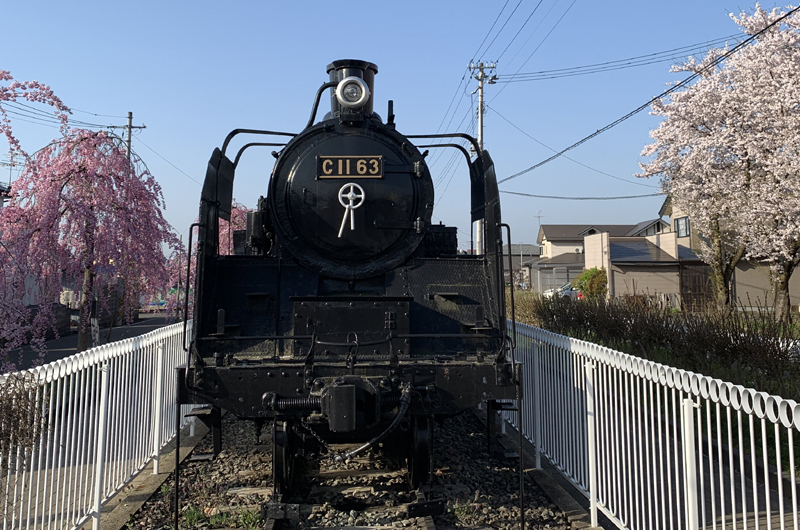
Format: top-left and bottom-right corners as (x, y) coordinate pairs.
(317, 155), (383, 178)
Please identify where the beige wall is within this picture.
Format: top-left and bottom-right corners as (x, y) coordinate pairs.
(583, 233), (605, 270)
(583, 232), (613, 297)
(612, 266), (680, 295)
(732, 262), (800, 307)
(645, 232), (678, 259)
(544, 240), (583, 258)
(666, 203), (695, 249)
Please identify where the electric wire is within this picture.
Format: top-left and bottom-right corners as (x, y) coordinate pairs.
(2, 102), (108, 129)
(501, 0), (564, 73)
(472, 0), (511, 60)
(6, 101), (107, 128)
(497, 5), (800, 185)
(489, 0), (578, 104)
(496, 0), (546, 63)
(488, 105), (659, 189)
(501, 190), (663, 200)
(134, 137), (202, 186)
(480, 0), (524, 60)
(496, 34), (742, 82)
(69, 108), (127, 119)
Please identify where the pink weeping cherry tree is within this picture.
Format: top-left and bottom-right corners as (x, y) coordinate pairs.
(0, 70), (180, 368)
(163, 200), (253, 322)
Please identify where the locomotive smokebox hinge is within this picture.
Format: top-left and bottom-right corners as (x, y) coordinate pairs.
(384, 310), (396, 330)
(414, 217), (425, 234)
(413, 160), (424, 178)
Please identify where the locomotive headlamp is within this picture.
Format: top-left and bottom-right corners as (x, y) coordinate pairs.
(336, 76), (370, 109)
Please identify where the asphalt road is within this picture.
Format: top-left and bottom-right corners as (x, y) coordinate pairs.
(8, 313), (172, 370)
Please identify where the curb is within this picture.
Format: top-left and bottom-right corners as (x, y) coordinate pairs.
(472, 407), (605, 530)
(81, 420), (210, 530)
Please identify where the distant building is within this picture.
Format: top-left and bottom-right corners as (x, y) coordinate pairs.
(502, 243), (541, 288)
(528, 221), (669, 293)
(0, 182), (9, 209)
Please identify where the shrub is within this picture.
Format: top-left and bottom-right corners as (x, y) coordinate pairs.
(512, 292), (800, 401)
(573, 267), (607, 299)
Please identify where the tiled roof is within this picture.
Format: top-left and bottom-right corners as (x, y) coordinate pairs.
(538, 224), (637, 243)
(609, 238), (676, 264)
(528, 253), (585, 268)
(502, 243), (541, 255)
(624, 219), (669, 236)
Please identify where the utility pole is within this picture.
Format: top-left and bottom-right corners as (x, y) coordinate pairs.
(109, 111), (146, 164)
(468, 61), (496, 255)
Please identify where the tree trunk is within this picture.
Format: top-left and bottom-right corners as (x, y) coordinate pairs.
(708, 219), (745, 313)
(76, 266), (94, 352)
(774, 271), (792, 323)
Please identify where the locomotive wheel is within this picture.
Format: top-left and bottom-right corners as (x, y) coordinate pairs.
(407, 416), (432, 488)
(273, 421), (295, 495)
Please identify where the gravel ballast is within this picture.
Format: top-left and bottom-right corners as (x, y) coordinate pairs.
(124, 411), (571, 530)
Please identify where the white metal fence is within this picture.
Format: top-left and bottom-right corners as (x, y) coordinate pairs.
(0, 321), (192, 530)
(502, 321), (800, 530)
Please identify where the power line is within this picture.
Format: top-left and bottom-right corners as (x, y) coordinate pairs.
(472, 0), (511, 60)
(488, 105), (659, 188)
(501, 190), (663, 200)
(497, 34), (742, 82)
(496, 0), (546, 63)
(69, 107), (127, 119)
(497, 5), (800, 185)
(490, 0), (578, 103)
(134, 137), (201, 186)
(501, 0), (564, 73)
(479, 0), (524, 59)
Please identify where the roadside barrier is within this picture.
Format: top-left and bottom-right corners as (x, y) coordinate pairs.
(0, 321), (192, 530)
(502, 321), (800, 530)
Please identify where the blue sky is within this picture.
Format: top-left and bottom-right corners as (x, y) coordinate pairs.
(2, 1), (769, 247)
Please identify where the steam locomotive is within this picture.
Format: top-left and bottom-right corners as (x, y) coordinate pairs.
(181, 60), (520, 494)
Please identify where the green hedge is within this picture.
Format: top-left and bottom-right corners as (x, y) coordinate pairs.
(512, 291), (800, 401)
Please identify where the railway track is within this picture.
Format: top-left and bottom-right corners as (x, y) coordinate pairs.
(125, 411), (570, 530)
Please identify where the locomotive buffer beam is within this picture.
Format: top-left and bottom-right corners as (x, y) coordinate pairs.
(187, 361), (517, 418)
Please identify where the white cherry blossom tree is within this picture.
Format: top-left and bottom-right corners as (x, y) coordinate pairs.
(641, 4), (800, 320)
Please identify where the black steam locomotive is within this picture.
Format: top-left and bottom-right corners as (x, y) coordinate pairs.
(182, 60), (520, 494)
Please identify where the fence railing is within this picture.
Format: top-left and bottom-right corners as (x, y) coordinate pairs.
(1, 320), (192, 530)
(502, 321), (800, 530)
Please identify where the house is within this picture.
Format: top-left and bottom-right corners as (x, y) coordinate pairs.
(502, 243), (541, 288)
(0, 182), (9, 209)
(658, 196), (800, 309)
(583, 230), (707, 308)
(528, 220), (669, 293)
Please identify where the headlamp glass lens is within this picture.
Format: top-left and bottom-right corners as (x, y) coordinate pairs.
(343, 83), (362, 102)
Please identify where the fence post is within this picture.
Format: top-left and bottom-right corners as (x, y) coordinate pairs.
(151, 342), (165, 474)
(533, 338), (542, 469)
(681, 398), (699, 530)
(92, 361), (110, 530)
(584, 361), (598, 528)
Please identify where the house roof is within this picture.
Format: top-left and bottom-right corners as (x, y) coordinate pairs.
(537, 219), (671, 244)
(609, 238), (676, 264)
(658, 195), (672, 217)
(678, 245), (702, 261)
(502, 243), (541, 256)
(537, 224), (637, 244)
(625, 218), (669, 236)
(527, 252), (585, 269)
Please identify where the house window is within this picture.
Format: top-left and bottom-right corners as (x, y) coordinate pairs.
(675, 217), (690, 238)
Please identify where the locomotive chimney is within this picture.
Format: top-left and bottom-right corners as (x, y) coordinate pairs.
(327, 59), (378, 119)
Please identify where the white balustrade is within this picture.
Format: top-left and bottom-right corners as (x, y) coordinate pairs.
(0, 320), (192, 530)
(500, 321), (800, 530)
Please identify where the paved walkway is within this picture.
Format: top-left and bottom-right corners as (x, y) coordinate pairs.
(11, 313), (173, 370)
